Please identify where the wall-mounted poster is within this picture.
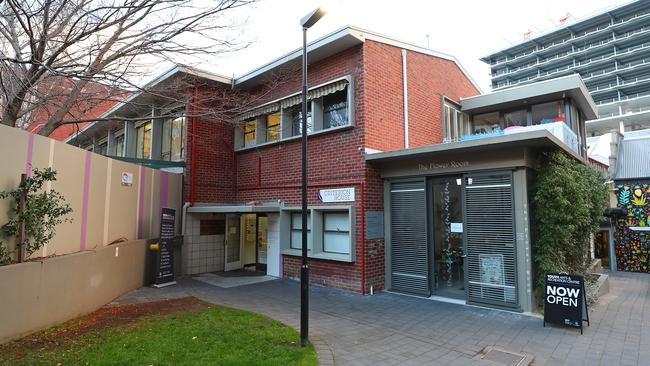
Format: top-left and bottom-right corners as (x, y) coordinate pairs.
(479, 254), (504, 286)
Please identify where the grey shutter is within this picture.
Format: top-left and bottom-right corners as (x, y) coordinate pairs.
(464, 172), (518, 309)
(390, 181), (429, 296)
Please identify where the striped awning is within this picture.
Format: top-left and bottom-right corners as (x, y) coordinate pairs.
(281, 79), (348, 109)
(236, 102), (280, 122)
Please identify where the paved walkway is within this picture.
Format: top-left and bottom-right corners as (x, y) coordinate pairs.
(112, 271), (650, 365)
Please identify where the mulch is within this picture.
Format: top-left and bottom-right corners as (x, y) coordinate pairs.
(0, 297), (207, 360)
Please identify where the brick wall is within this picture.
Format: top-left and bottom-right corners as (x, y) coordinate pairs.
(363, 40), (480, 151)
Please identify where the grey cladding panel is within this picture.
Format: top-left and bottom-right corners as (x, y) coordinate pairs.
(464, 173), (518, 308)
(390, 181), (429, 296)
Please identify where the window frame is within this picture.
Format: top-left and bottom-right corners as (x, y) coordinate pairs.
(161, 114), (186, 161)
(265, 112), (281, 142)
(322, 211), (351, 255)
(289, 212), (312, 251)
(235, 76), (353, 150)
(281, 205), (355, 262)
(135, 121), (152, 159)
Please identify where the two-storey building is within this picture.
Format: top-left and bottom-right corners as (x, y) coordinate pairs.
(69, 26), (597, 313)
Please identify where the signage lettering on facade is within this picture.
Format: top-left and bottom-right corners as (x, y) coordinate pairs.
(121, 172), (133, 186)
(418, 161), (469, 171)
(318, 188), (355, 203)
(543, 273), (589, 334)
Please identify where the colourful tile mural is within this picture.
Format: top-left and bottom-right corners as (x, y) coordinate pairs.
(614, 183), (650, 272)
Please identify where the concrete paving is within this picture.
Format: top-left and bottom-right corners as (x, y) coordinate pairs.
(112, 271), (650, 365)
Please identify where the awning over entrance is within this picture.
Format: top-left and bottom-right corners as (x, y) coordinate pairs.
(187, 204), (281, 213)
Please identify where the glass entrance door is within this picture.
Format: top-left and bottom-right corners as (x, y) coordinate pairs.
(225, 214), (242, 271)
(431, 176), (465, 299)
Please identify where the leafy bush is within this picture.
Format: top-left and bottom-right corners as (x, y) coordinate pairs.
(0, 168), (72, 263)
(532, 151), (607, 305)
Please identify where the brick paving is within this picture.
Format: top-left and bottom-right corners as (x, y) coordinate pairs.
(112, 271), (650, 365)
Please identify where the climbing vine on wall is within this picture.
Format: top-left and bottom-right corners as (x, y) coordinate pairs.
(614, 184), (650, 272)
(532, 150), (607, 305)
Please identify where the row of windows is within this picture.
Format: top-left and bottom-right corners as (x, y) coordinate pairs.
(239, 87), (350, 149)
(442, 100), (570, 142)
(289, 211), (351, 256)
(88, 115), (185, 161)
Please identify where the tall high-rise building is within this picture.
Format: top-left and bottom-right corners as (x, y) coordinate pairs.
(481, 0), (650, 138)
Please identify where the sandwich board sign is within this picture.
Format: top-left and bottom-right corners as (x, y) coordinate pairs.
(543, 273), (589, 334)
(154, 208), (176, 287)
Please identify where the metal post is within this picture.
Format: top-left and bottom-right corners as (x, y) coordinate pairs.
(300, 26), (309, 348)
(17, 173), (27, 263)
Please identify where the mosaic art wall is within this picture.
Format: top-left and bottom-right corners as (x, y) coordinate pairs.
(614, 183), (650, 272)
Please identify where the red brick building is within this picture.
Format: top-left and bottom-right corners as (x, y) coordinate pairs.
(69, 26), (480, 294)
(70, 26), (600, 313)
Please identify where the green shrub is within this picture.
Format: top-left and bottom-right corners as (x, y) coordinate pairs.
(0, 168), (72, 263)
(532, 151), (607, 306)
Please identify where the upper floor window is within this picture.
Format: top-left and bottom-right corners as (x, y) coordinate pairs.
(96, 141), (108, 155)
(113, 133), (125, 157)
(161, 115), (185, 161)
(532, 101), (565, 125)
(442, 100), (470, 142)
(472, 112), (501, 135)
(291, 104), (312, 136)
(235, 78), (351, 149)
(323, 90), (348, 128)
(135, 121), (152, 159)
(244, 119), (256, 147)
(266, 112), (281, 142)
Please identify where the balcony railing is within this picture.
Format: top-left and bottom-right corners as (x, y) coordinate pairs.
(488, 10), (650, 67)
(454, 122), (579, 154)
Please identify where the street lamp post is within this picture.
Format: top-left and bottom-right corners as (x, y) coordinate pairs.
(299, 6), (326, 348)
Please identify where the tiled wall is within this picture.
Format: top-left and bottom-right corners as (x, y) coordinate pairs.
(184, 213), (225, 274)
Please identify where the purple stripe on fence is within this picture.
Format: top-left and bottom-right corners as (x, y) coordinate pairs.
(137, 165), (146, 239)
(25, 133), (35, 176)
(79, 151), (92, 251)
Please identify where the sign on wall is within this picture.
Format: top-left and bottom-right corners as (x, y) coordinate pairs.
(318, 187), (355, 203)
(121, 172), (133, 186)
(154, 208), (176, 287)
(543, 273), (589, 334)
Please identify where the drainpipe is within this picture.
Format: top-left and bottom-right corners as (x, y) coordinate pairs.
(402, 49), (409, 149)
(181, 202), (190, 235)
(360, 182), (366, 295)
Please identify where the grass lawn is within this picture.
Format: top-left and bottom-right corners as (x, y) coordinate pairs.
(0, 298), (317, 366)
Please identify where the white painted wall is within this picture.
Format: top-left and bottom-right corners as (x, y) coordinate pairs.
(267, 213), (281, 277)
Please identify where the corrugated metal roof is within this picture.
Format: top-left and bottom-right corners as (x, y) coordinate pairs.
(615, 137), (650, 180)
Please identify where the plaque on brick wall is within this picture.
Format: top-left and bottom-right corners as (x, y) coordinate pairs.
(365, 211), (384, 239)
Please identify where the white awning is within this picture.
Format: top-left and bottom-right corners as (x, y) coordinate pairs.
(236, 103), (280, 122)
(281, 79), (348, 109)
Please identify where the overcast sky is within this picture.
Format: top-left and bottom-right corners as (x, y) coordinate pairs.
(175, 0), (632, 92)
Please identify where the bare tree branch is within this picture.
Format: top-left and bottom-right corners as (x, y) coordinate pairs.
(0, 0), (256, 136)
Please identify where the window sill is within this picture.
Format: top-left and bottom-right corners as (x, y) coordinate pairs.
(281, 248), (353, 263)
(235, 125), (353, 152)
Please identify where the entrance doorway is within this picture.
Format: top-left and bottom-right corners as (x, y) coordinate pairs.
(431, 176), (465, 299)
(226, 214), (274, 274)
(594, 229), (612, 270)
